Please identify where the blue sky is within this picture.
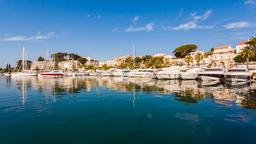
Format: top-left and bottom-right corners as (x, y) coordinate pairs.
(0, 0), (255, 67)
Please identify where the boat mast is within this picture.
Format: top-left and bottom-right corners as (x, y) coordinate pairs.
(133, 44), (136, 69)
(22, 46), (25, 72)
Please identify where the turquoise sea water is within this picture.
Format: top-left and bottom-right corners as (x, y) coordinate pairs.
(0, 76), (256, 144)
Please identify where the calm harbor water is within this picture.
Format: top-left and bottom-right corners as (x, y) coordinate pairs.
(0, 76), (256, 144)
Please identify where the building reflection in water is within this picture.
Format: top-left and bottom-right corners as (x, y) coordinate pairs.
(10, 76), (256, 109)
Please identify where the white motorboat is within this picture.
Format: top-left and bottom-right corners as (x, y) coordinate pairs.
(66, 72), (88, 77)
(88, 72), (99, 76)
(40, 70), (65, 77)
(122, 70), (130, 77)
(100, 69), (114, 77)
(127, 69), (156, 78)
(181, 68), (203, 80)
(12, 70), (37, 77)
(224, 68), (252, 82)
(199, 68), (224, 82)
(155, 67), (186, 80)
(4, 73), (11, 76)
(112, 69), (130, 77)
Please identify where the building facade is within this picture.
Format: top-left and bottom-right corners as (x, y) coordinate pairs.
(210, 45), (235, 66)
(236, 40), (248, 54)
(30, 61), (55, 71)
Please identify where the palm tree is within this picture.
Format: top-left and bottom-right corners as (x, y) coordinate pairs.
(195, 52), (204, 67)
(184, 55), (193, 67)
(240, 37), (256, 69)
(220, 61), (225, 68)
(241, 46), (255, 69)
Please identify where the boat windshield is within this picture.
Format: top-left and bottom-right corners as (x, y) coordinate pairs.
(228, 69), (247, 72)
(138, 70), (154, 72)
(205, 69), (222, 71)
(180, 70), (187, 72)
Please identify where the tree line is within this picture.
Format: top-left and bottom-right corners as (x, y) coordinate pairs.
(234, 37), (256, 68)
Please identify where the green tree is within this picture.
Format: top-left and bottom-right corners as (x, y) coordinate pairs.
(121, 57), (134, 69)
(102, 64), (111, 70)
(173, 44), (198, 58)
(51, 52), (68, 62)
(78, 57), (88, 65)
(69, 53), (81, 60)
(234, 54), (246, 63)
(150, 56), (164, 68)
(194, 52), (204, 67)
(15, 60), (33, 71)
(141, 55), (152, 68)
(5, 64), (12, 73)
(37, 56), (45, 61)
(241, 46), (256, 69)
(184, 55), (193, 67)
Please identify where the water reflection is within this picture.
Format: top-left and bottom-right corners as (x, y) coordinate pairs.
(8, 76), (256, 109)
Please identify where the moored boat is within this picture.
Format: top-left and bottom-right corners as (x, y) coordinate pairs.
(127, 69), (156, 78)
(100, 69), (114, 77)
(112, 69), (130, 77)
(40, 70), (65, 77)
(11, 71), (37, 77)
(11, 47), (37, 77)
(199, 68), (225, 82)
(155, 67), (187, 80)
(224, 68), (252, 83)
(181, 68), (203, 80)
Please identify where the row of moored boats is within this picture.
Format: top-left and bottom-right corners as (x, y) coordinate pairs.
(91, 67), (256, 83)
(4, 67), (256, 84)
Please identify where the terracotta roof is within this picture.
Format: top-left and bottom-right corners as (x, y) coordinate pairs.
(214, 45), (231, 49)
(237, 40), (248, 46)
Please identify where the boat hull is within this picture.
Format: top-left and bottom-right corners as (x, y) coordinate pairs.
(40, 73), (65, 77)
(200, 76), (221, 82)
(225, 75), (252, 82)
(181, 73), (198, 80)
(11, 73), (37, 76)
(156, 73), (180, 80)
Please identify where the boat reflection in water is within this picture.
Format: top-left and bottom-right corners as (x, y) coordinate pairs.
(10, 76), (256, 109)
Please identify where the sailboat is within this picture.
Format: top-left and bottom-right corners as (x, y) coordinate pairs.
(12, 47), (37, 77)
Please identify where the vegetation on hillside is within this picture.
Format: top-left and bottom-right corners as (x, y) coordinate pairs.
(234, 37), (256, 68)
(173, 44), (198, 58)
(117, 55), (165, 69)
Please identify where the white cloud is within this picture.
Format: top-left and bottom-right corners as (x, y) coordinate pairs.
(245, 0), (256, 5)
(2, 36), (30, 42)
(125, 23), (154, 32)
(191, 10), (212, 21)
(1, 32), (55, 42)
(223, 21), (251, 29)
(132, 16), (140, 24)
(173, 22), (213, 31)
(173, 22), (197, 30)
(172, 10), (213, 31)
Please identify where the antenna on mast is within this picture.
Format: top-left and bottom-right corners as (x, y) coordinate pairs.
(133, 43), (136, 68)
(22, 46), (25, 72)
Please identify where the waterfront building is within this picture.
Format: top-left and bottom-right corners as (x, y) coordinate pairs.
(58, 60), (79, 71)
(189, 51), (208, 66)
(85, 59), (99, 67)
(114, 56), (130, 66)
(106, 60), (116, 67)
(236, 40), (248, 54)
(169, 58), (185, 66)
(30, 61), (55, 71)
(210, 45), (235, 67)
